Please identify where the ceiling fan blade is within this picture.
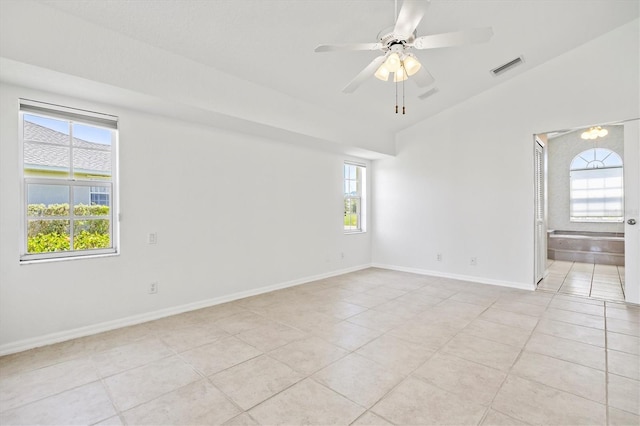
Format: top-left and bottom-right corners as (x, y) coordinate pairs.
(418, 87), (438, 100)
(394, 0), (430, 38)
(315, 43), (382, 53)
(413, 27), (494, 50)
(411, 65), (435, 88)
(342, 55), (387, 94)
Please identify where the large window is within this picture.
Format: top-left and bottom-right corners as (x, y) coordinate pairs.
(570, 148), (623, 222)
(20, 100), (118, 261)
(344, 162), (366, 232)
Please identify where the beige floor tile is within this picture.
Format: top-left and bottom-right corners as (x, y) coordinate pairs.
(525, 332), (605, 370)
(214, 311), (275, 335)
(371, 299), (427, 320)
(122, 379), (241, 425)
(548, 298), (604, 316)
(394, 291), (445, 308)
(312, 301), (368, 320)
(268, 336), (348, 375)
(93, 415), (124, 425)
(608, 407), (640, 426)
(364, 286), (407, 300)
(92, 337), (174, 377)
(479, 308), (539, 331)
(491, 300), (547, 317)
(606, 304), (640, 322)
(480, 409), (529, 425)
(607, 332), (640, 355)
(210, 355), (303, 410)
(413, 352), (506, 406)
(0, 381), (115, 425)
(341, 292), (389, 309)
(492, 375), (606, 425)
(222, 413), (259, 426)
(388, 321), (459, 350)
(104, 355), (201, 411)
(180, 336), (262, 376)
(351, 411), (393, 425)
(450, 291), (499, 307)
(235, 322), (307, 352)
(608, 373), (640, 415)
(371, 376), (486, 425)
(416, 285), (459, 299)
(346, 310), (406, 332)
(511, 351), (605, 403)
(0, 343), (84, 378)
(313, 353), (404, 408)
(356, 334), (435, 375)
(535, 318), (605, 347)
(607, 317), (640, 337)
(553, 293), (603, 306)
(440, 333), (521, 371)
(463, 319), (532, 348)
(248, 378), (364, 425)
(191, 302), (247, 322)
(272, 310), (341, 333)
(158, 323), (230, 353)
(145, 312), (204, 332)
(0, 357), (98, 412)
(310, 321), (382, 351)
(608, 350), (640, 380)
(543, 308), (604, 329)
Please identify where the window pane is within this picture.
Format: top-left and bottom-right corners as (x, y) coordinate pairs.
(24, 115), (71, 178)
(73, 148), (112, 179)
(27, 184), (69, 214)
(27, 219), (70, 253)
(74, 219), (110, 250)
(74, 186), (110, 216)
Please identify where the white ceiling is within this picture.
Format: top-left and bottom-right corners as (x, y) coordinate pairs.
(21, 0), (640, 136)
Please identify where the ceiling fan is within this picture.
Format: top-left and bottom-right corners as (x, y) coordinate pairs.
(315, 0), (493, 94)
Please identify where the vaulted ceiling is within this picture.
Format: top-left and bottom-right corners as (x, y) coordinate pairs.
(1, 0), (638, 156)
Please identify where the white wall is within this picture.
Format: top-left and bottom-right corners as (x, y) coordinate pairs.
(0, 83), (372, 352)
(547, 125), (625, 233)
(372, 19), (639, 289)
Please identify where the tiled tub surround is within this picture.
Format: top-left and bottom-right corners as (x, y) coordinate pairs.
(547, 230), (625, 266)
(0, 268), (638, 425)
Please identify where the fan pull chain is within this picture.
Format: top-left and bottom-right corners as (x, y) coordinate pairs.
(402, 64), (406, 115)
(395, 75), (398, 114)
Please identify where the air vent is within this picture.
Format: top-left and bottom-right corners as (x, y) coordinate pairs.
(491, 56), (524, 76)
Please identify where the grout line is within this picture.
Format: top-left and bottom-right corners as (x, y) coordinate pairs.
(604, 301), (610, 426)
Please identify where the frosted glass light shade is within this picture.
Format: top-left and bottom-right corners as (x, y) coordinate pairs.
(375, 64), (390, 81)
(393, 68), (408, 82)
(384, 53), (401, 72)
(403, 55), (422, 76)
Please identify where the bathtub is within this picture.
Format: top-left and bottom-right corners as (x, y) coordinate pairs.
(547, 230), (625, 266)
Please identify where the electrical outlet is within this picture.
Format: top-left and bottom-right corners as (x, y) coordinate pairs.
(470, 257), (478, 266)
(148, 232), (157, 245)
(436, 253), (442, 262)
(148, 282), (158, 294)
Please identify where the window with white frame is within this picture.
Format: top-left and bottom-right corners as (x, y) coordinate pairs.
(344, 162), (366, 232)
(20, 100), (118, 261)
(570, 148), (623, 222)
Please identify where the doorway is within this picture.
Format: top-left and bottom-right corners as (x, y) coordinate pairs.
(534, 119), (639, 304)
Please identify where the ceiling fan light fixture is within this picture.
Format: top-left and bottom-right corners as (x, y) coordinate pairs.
(374, 64), (391, 81)
(384, 53), (402, 73)
(402, 54), (422, 76)
(581, 126), (608, 140)
(393, 68), (408, 82)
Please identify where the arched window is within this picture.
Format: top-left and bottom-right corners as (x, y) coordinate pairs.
(570, 148), (623, 222)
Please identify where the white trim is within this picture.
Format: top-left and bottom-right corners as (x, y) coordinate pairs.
(0, 264), (370, 356)
(372, 263), (534, 291)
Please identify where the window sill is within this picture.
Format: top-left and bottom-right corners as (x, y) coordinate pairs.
(344, 230), (367, 235)
(20, 251), (119, 265)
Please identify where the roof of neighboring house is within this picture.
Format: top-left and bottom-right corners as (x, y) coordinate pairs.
(23, 120), (111, 175)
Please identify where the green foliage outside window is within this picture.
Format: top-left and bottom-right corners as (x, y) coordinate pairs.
(27, 203), (110, 253)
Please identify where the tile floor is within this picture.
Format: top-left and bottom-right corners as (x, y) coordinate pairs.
(0, 268), (638, 425)
(537, 260), (626, 301)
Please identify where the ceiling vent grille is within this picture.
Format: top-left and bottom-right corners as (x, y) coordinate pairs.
(491, 56), (524, 76)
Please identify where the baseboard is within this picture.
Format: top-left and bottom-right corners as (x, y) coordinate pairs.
(0, 264), (371, 356)
(372, 263), (534, 291)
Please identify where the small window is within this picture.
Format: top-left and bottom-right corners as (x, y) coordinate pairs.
(344, 162), (366, 232)
(20, 100), (118, 261)
(570, 148), (623, 222)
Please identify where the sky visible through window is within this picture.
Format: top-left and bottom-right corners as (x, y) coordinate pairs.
(25, 114), (111, 145)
